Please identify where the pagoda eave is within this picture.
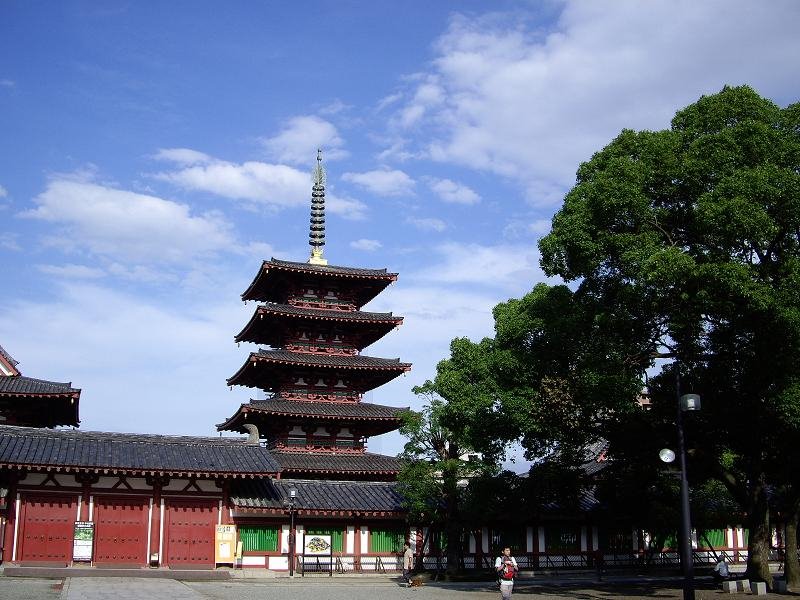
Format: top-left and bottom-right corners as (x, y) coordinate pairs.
(234, 304), (402, 348)
(216, 402), (406, 436)
(226, 351), (411, 392)
(241, 259), (398, 307)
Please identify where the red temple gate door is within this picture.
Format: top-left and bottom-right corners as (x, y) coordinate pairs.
(18, 493), (77, 564)
(93, 496), (149, 565)
(164, 499), (216, 567)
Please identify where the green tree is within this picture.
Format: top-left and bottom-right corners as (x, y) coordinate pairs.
(397, 387), (496, 577)
(539, 85), (800, 584)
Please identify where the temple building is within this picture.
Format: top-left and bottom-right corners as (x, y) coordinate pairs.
(0, 153), (741, 575)
(218, 152), (411, 482)
(0, 345), (80, 428)
(0, 153), (417, 571)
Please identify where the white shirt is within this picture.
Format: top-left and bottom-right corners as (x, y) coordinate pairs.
(495, 555), (518, 581)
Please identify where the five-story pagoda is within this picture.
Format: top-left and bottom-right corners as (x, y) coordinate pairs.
(219, 152), (411, 481)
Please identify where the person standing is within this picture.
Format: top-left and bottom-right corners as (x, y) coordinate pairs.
(495, 547), (518, 599)
(402, 542), (414, 586)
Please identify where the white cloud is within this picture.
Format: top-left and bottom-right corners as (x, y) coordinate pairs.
(503, 218), (552, 240)
(0, 282), (252, 436)
(319, 100), (351, 115)
(261, 115), (348, 164)
(350, 238), (382, 251)
(376, 92), (403, 112)
(391, 75), (445, 128)
(154, 151), (363, 219)
(406, 217), (446, 232)
(37, 264), (107, 279)
(326, 193), (368, 220)
(0, 185), (7, 197)
(428, 177), (480, 205)
(22, 178), (234, 263)
(152, 148), (212, 166)
(342, 168), (415, 197)
(390, 1), (800, 203)
(411, 242), (545, 290)
(155, 159), (308, 209)
(0, 233), (20, 251)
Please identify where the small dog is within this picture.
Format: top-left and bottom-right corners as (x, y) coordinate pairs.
(409, 578), (422, 587)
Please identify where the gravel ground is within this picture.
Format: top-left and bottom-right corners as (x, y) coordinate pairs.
(0, 576), (798, 600)
(0, 576), (63, 600)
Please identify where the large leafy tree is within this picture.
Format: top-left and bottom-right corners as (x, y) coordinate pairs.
(399, 333), (518, 577)
(539, 85), (800, 584)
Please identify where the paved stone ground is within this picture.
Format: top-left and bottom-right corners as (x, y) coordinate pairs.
(0, 576), (797, 600)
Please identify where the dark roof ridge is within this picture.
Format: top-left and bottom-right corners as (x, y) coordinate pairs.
(3, 374), (77, 390)
(258, 301), (398, 320)
(256, 348), (406, 364)
(269, 257), (394, 277)
(0, 345), (18, 368)
(0, 424), (254, 446)
(276, 478), (399, 487)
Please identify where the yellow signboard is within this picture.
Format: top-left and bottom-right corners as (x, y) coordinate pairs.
(215, 524), (237, 564)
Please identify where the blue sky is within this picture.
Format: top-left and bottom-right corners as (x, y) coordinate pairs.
(1, 1), (799, 465)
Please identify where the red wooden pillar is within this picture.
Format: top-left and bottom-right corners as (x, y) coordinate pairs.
(146, 475), (167, 566)
(0, 479), (17, 562)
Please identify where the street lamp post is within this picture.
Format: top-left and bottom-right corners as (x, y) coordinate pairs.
(284, 488), (298, 577)
(675, 368), (701, 600)
(660, 369), (700, 600)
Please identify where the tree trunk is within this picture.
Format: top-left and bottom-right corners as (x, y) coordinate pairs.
(443, 459), (461, 578)
(785, 508), (800, 591)
(746, 480), (773, 587)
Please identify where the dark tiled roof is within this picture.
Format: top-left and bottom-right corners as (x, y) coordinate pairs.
(227, 350), (411, 393)
(268, 258), (397, 279)
(246, 399), (406, 420)
(234, 303), (402, 348)
(241, 259), (398, 306)
(0, 375), (79, 396)
(0, 425), (280, 476)
(231, 478), (405, 513)
(273, 451), (404, 474)
(542, 487), (599, 514)
(580, 440), (610, 477)
(251, 349), (409, 370)
(0, 345), (18, 369)
(257, 302), (400, 323)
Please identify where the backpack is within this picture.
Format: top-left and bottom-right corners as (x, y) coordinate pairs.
(499, 558), (515, 580)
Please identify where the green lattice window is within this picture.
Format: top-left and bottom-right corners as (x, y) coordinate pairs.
(370, 526), (405, 553)
(661, 533), (678, 550)
(239, 525), (279, 552)
(306, 527), (343, 552)
(545, 525), (580, 553)
(700, 529), (725, 548)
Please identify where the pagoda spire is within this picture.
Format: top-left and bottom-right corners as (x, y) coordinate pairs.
(308, 149), (328, 266)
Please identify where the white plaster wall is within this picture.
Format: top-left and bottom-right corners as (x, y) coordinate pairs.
(346, 526), (355, 554)
(281, 524), (290, 553)
(269, 556), (289, 570)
